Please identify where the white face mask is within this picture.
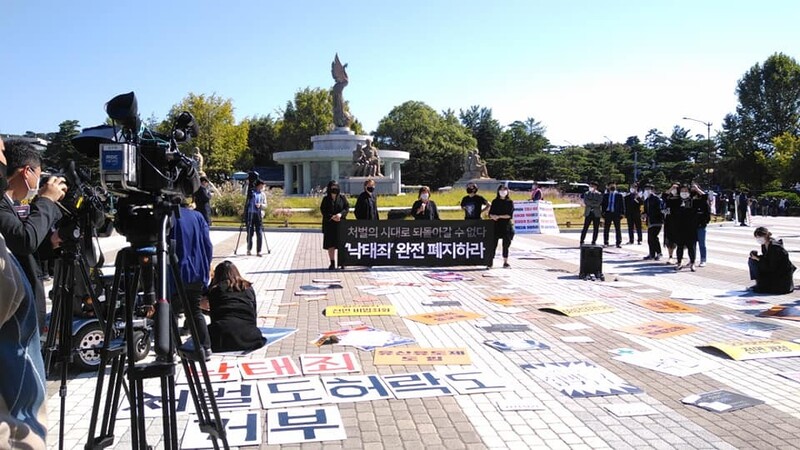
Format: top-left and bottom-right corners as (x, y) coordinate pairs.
(499, 190), (508, 198)
(643, 190), (651, 198)
(24, 169), (39, 200)
(589, 187), (596, 193)
(670, 189), (678, 196)
(756, 237), (767, 245)
(630, 188), (636, 193)
(420, 193), (429, 201)
(680, 192), (690, 199)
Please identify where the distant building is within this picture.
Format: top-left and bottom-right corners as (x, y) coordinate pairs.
(1, 134), (49, 152)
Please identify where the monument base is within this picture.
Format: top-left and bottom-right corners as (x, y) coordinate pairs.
(453, 178), (502, 193)
(340, 177), (396, 195)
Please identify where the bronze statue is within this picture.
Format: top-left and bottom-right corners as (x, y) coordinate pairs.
(351, 139), (383, 177)
(331, 54), (353, 129)
(462, 149), (490, 179)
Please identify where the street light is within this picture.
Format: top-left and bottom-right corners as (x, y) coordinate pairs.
(682, 117), (713, 186)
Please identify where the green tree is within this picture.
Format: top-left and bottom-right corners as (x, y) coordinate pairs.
(43, 120), (95, 173)
(277, 87), (332, 150)
(163, 93), (249, 176)
(499, 118), (549, 158)
(247, 115), (279, 166)
(459, 106), (503, 159)
(374, 101), (476, 189)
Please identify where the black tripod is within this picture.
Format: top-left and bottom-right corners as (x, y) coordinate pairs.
(234, 172), (271, 255)
(85, 205), (228, 450)
(44, 222), (109, 450)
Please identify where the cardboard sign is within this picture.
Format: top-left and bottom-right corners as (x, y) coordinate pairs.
(404, 309), (484, 325)
(299, 352), (361, 376)
(484, 339), (550, 352)
(240, 356), (301, 380)
(321, 305), (396, 317)
(602, 403), (660, 417)
(617, 321), (699, 339)
(382, 372), (455, 399)
(181, 410), (261, 449)
(439, 370), (509, 395)
(539, 302), (616, 317)
(373, 348), (471, 365)
(266, 405), (346, 445)
(339, 220), (493, 267)
(681, 390), (764, 413)
(477, 324), (531, 333)
(258, 377), (330, 409)
(635, 299), (699, 314)
(513, 200), (560, 234)
(699, 339), (800, 360)
(321, 375), (394, 403)
(613, 350), (721, 377)
(521, 361), (642, 398)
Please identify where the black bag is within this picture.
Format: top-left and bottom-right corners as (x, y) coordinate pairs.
(387, 209), (411, 220)
(579, 244), (604, 280)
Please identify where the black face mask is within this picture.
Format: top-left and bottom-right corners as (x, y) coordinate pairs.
(366, 186), (374, 193)
(609, 187), (616, 192)
(330, 189), (340, 195)
(467, 188), (476, 194)
(0, 162), (7, 192)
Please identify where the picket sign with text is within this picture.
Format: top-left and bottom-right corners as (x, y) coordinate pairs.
(513, 201), (560, 235)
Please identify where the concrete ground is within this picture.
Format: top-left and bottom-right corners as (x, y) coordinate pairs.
(46, 215), (800, 449)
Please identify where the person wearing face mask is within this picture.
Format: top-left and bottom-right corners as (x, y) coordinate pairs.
(460, 182), (489, 220)
(601, 181), (625, 248)
(662, 183), (680, 264)
(748, 227), (796, 294)
(692, 183), (711, 267)
(320, 180), (350, 270)
(624, 183), (643, 245)
(641, 184), (664, 261)
(579, 181), (603, 245)
(0, 140), (67, 331)
(0, 136), (48, 450)
(488, 184), (515, 268)
(412, 186), (439, 220)
(670, 185), (698, 271)
(354, 179), (379, 220)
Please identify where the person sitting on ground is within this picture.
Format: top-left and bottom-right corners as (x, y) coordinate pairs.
(205, 260), (265, 352)
(748, 227), (796, 294)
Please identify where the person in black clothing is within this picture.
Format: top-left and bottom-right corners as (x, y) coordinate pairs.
(669, 184), (698, 271)
(662, 183), (679, 263)
(692, 183), (711, 267)
(601, 182), (625, 248)
(412, 186), (440, 220)
(748, 227), (796, 294)
(353, 178), (379, 220)
(579, 181), (603, 245)
(624, 183), (642, 245)
(460, 182), (489, 220)
(320, 180), (350, 269)
(0, 140), (67, 331)
(641, 184), (664, 260)
(488, 184), (514, 268)
(737, 191), (749, 226)
(193, 176), (213, 225)
(205, 261), (265, 352)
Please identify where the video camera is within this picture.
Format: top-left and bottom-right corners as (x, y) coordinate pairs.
(73, 91), (201, 199)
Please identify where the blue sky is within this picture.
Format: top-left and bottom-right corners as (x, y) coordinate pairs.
(2, 1), (799, 146)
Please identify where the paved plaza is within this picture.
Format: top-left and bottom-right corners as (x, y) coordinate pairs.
(46, 216), (800, 449)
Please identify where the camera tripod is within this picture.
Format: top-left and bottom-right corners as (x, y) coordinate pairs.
(233, 173), (271, 255)
(85, 206), (228, 450)
(43, 225), (109, 450)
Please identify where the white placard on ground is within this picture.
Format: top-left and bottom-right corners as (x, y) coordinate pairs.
(552, 323), (591, 331)
(602, 402), (660, 417)
(613, 350), (721, 377)
(240, 356), (302, 380)
(382, 372), (455, 399)
(495, 399), (546, 411)
(266, 405), (346, 445)
(561, 336), (595, 343)
(299, 352), (361, 376)
(258, 377), (330, 409)
(181, 410), (261, 449)
(321, 374), (394, 403)
(439, 369), (509, 395)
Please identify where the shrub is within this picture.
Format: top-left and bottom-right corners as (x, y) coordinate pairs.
(211, 182), (246, 217)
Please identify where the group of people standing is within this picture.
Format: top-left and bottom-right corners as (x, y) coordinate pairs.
(319, 180), (516, 269)
(581, 181), (711, 271)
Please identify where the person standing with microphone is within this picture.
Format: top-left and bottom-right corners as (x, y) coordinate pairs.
(411, 186), (439, 220)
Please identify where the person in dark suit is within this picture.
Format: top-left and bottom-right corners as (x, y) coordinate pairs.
(748, 227), (796, 294)
(353, 178), (379, 220)
(205, 260), (265, 352)
(579, 181), (602, 245)
(0, 140), (66, 331)
(601, 181), (625, 248)
(624, 183), (643, 245)
(411, 186), (440, 220)
(193, 176), (213, 225)
(641, 184), (664, 260)
(320, 180), (350, 269)
(737, 191), (749, 226)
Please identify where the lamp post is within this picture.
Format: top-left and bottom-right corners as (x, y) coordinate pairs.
(682, 117), (713, 186)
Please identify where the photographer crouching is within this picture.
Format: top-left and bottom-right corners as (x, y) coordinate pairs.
(0, 140), (67, 332)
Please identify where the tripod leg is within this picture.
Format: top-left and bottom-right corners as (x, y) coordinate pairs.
(56, 261), (75, 450)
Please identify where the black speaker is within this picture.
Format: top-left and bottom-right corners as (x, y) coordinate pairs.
(579, 244), (604, 280)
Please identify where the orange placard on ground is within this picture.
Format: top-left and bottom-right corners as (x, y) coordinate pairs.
(617, 321), (699, 339)
(404, 309), (484, 325)
(373, 347), (471, 365)
(635, 299), (700, 314)
(539, 301), (616, 317)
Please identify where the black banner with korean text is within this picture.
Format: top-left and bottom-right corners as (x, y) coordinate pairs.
(338, 220), (494, 267)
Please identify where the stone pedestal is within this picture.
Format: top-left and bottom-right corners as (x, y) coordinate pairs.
(340, 177), (396, 195)
(453, 178), (502, 193)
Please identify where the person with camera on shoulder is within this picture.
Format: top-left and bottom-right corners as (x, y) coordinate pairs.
(0, 140), (67, 331)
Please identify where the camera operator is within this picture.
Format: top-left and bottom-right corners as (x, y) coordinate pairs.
(0, 137), (48, 449)
(0, 140), (67, 331)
